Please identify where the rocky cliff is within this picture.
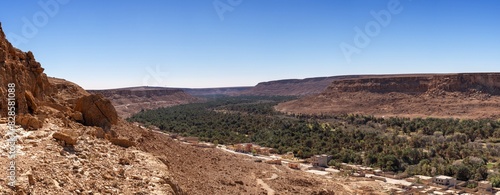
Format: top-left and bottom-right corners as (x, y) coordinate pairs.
(277, 73), (500, 119)
(0, 22), (55, 116)
(0, 22), (120, 130)
(326, 73), (500, 95)
(0, 22), (187, 194)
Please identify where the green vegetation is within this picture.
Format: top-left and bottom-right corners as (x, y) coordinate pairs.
(128, 96), (500, 182)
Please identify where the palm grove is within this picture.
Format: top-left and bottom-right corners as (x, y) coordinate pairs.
(128, 96), (500, 186)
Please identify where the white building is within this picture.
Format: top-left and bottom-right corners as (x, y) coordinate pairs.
(312, 155), (329, 168)
(432, 175), (456, 187)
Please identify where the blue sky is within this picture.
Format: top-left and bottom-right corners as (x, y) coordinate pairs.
(1, 0), (499, 89)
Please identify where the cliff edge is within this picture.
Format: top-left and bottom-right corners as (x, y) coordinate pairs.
(276, 73), (500, 119)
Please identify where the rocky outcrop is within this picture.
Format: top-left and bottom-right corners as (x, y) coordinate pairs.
(74, 94), (118, 130)
(49, 77), (90, 106)
(0, 22), (56, 116)
(0, 21), (184, 194)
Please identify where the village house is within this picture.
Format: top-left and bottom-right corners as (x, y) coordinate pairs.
(233, 143), (275, 155)
(431, 175), (456, 187)
(254, 147), (272, 155)
(234, 143), (253, 153)
(312, 154), (330, 168)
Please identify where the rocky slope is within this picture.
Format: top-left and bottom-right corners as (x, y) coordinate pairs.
(277, 73), (500, 119)
(0, 22), (182, 194)
(89, 87), (199, 119)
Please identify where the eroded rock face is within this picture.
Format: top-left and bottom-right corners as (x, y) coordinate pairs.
(0, 22), (56, 116)
(276, 73), (500, 119)
(74, 94), (118, 130)
(326, 73), (500, 95)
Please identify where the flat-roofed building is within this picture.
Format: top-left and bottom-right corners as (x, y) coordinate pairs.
(312, 154), (329, 168)
(432, 175), (456, 187)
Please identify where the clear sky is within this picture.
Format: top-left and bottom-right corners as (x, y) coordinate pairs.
(1, 0), (499, 89)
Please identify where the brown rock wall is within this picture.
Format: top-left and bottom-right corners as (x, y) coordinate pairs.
(0, 23), (56, 116)
(325, 73), (500, 95)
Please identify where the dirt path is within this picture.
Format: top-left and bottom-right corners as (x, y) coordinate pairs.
(256, 178), (275, 195)
(272, 165), (283, 172)
(266, 173), (278, 181)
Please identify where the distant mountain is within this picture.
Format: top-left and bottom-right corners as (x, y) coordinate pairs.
(237, 76), (358, 96)
(181, 87), (252, 96)
(88, 87), (199, 118)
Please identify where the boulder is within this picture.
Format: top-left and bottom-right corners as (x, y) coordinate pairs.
(71, 111), (83, 123)
(109, 138), (136, 148)
(74, 94), (118, 130)
(52, 132), (77, 145)
(16, 114), (43, 130)
(25, 91), (38, 113)
(27, 171), (35, 186)
(93, 127), (105, 139)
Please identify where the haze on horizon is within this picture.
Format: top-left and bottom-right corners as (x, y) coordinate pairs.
(1, 0), (499, 89)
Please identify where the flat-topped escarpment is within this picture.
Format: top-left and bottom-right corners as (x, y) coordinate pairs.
(276, 73), (500, 119)
(238, 76), (362, 96)
(326, 73), (500, 95)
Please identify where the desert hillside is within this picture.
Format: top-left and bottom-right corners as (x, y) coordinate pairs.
(276, 73), (500, 119)
(0, 21), (182, 194)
